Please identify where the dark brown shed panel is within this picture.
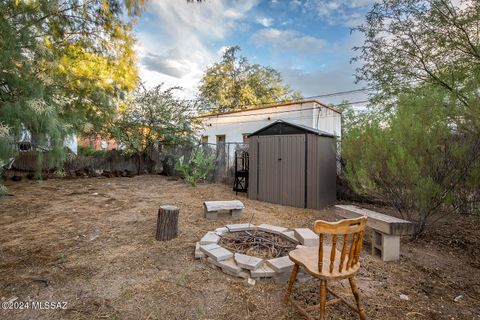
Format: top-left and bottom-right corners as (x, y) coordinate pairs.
(248, 120), (336, 209)
(306, 134), (337, 208)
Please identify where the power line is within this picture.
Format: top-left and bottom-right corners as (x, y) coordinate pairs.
(186, 87), (373, 106)
(303, 88), (373, 99)
(199, 99), (370, 119)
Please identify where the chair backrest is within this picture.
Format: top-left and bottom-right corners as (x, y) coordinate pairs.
(313, 216), (367, 274)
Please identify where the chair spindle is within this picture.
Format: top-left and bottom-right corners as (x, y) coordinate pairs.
(339, 234), (349, 273)
(329, 234), (337, 273)
(318, 234), (324, 272)
(347, 233), (357, 270)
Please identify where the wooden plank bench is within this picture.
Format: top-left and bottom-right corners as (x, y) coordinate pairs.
(204, 200), (245, 220)
(335, 205), (416, 261)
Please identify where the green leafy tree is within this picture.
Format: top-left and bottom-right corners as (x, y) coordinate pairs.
(342, 0), (480, 234)
(198, 46), (301, 112)
(0, 0), (141, 186)
(354, 0), (480, 114)
(110, 84), (199, 153)
(343, 85), (480, 235)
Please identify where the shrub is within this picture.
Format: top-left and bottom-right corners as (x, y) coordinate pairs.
(175, 147), (215, 186)
(78, 145), (107, 157)
(0, 182), (8, 197)
(342, 86), (480, 236)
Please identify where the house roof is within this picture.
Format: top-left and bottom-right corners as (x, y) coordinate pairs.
(248, 120), (335, 138)
(195, 99), (341, 119)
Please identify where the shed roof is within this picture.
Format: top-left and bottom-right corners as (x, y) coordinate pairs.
(248, 120), (335, 138)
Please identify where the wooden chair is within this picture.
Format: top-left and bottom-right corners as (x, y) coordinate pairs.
(284, 217), (368, 320)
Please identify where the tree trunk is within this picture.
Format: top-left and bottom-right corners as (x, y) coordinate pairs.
(156, 205), (179, 241)
(136, 152), (142, 175)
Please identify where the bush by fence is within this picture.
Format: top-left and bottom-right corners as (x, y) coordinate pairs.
(5, 142), (249, 184)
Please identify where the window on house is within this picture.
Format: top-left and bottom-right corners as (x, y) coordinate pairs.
(216, 135), (225, 144)
(201, 135), (208, 144)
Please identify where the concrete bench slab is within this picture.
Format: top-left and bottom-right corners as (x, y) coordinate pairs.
(335, 205), (415, 235)
(204, 200), (245, 221)
(334, 204), (415, 262)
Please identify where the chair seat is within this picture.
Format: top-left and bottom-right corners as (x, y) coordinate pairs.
(289, 246), (360, 280)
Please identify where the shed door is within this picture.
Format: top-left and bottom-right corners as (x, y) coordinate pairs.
(279, 135), (306, 207)
(257, 135), (306, 207)
(257, 136), (281, 204)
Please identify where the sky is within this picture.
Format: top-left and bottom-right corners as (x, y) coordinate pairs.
(134, 0), (375, 107)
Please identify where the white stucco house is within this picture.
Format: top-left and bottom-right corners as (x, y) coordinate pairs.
(196, 100), (342, 144)
(19, 129), (78, 154)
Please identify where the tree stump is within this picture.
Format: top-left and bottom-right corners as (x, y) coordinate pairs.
(156, 205), (179, 241)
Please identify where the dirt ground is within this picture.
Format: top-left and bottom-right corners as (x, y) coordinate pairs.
(0, 175), (479, 320)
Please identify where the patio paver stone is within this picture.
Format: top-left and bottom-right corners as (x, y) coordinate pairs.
(234, 253), (263, 270)
(294, 228), (319, 246)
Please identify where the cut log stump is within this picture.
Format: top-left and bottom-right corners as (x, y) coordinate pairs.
(156, 205), (179, 241)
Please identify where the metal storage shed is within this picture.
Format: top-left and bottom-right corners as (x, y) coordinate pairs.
(248, 120), (336, 209)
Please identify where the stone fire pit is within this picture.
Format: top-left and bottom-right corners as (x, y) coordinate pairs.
(194, 223), (319, 281)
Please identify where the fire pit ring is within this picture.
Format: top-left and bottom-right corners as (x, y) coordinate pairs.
(195, 223), (318, 280)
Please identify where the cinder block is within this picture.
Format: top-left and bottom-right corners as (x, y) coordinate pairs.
(226, 223), (256, 232)
(294, 228), (319, 246)
(372, 230), (400, 262)
(200, 231), (220, 245)
(223, 268), (249, 279)
(234, 253), (263, 270)
(199, 243), (220, 255)
(205, 246), (233, 261)
(250, 264), (276, 278)
(206, 257), (220, 269)
(206, 256), (222, 268)
(231, 209), (243, 218)
(206, 257), (242, 275)
(281, 231), (300, 244)
(267, 256), (294, 273)
(257, 224), (288, 235)
(219, 258), (241, 274)
(215, 227), (229, 236)
(195, 242), (205, 259)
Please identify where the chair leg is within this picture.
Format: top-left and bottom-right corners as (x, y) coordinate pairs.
(284, 264), (299, 303)
(319, 280), (327, 320)
(348, 277), (367, 320)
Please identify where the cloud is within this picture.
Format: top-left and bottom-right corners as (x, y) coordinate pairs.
(304, 0), (375, 27)
(290, 0), (302, 8)
(279, 32), (370, 106)
(136, 0), (259, 98)
(281, 67), (369, 105)
(256, 17), (273, 27)
(140, 51), (191, 78)
(251, 28), (325, 53)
